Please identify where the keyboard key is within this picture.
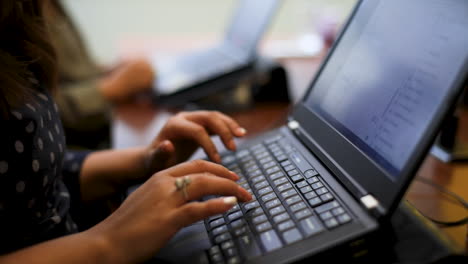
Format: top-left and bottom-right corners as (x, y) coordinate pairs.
(290, 175), (304, 183)
(282, 228), (303, 244)
(252, 214), (268, 225)
(315, 201), (340, 214)
(304, 191), (317, 200)
(319, 211), (333, 221)
(222, 155), (236, 165)
(308, 197), (322, 207)
(273, 177), (288, 186)
(287, 169), (299, 177)
(227, 256), (241, 264)
(215, 233), (232, 244)
(276, 154), (288, 162)
(337, 213), (352, 224)
(290, 202), (307, 212)
(256, 222), (272, 233)
(260, 230), (283, 252)
(228, 211), (243, 222)
(251, 175), (266, 184)
(266, 166), (280, 175)
(304, 169), (319, 178)
(210, 253), (224, 264)
(311, 182), (323, 189)
(277, 182), (293, 193)
(244, 201), (260, 211)
(212, 225), (228, 236)
(264, 134), (283, 144)
(320, 193), (334, 202)
(289, 152), (313, 174)
(262, 161), (276, 169)
(208, 214), (223, 222)
(300, 216), (325, 237)
(284, 165), (295, 172)
(265, 199), (281, 209)
(269, 171), (285, 181)
(249, 207), (265, 217)
(209, 245), (221, 256)
(273, 212), (290, 224)
(258, 186), (273, 196)
(300, 186), (313, 194)
(280, 160), (291, 167)
(221, 240), (235, 250)
(324, 218), (339, 229)
(254, 180), (269, 190)
(316, 187), (328, 195)
(236, 150), (250, 159)
(296, 181), (308, 189)
(234, 226), (248, 237)
(210, 218), (226, 229)
(285, 195), (302, 206)
(236, 233), (262, 259)
(307, 177), (319, 184)
(231, 219), (246, 229)
(332, 207), (345, 216)
(261, 193), (277, 203)
(278, 220), (295, 232)
(295, 208), (313, 220)
(224, 247), (238, 258)
(269, 205), (286, 216)
(280, 189), (297, 199)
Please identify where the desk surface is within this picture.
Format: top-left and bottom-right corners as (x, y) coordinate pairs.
(112, 56), (468, 254)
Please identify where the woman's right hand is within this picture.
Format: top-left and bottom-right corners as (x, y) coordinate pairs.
(88, 160), (252, 264)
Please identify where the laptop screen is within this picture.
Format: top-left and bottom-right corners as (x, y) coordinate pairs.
(304, 0), (468, 180)
(224, 0), (279, 57)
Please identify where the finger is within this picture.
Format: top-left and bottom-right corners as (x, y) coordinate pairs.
(218, 113), (247, 138)
(175, 119), (221, 163)
(173, 197), (238, 228)
(187, 111), (237, 151)
(146, 140), (175, 173)
(177, 173), (252, 203)
(165, 160), (239, 181)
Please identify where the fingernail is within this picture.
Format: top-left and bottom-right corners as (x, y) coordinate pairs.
(237, 128), (247, 136)
(223, 196), (238, 205)
(229, 140), (236, 150)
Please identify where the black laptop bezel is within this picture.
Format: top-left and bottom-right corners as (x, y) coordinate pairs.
(291, 0), (468, 218)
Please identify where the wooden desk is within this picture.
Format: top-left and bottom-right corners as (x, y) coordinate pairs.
(112, 56), (468, 254)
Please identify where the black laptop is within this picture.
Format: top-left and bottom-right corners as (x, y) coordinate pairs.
(152, 0), (280, 102)
(155, 0), (468, 263)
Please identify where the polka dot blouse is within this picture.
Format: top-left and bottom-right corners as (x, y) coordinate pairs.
(0, 85), (89, 254)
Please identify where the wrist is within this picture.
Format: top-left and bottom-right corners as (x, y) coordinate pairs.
(82, 228), (122, 264)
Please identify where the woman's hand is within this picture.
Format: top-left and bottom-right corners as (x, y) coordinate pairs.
(89, 160), (252, 264)
(149, 111), (247, 168)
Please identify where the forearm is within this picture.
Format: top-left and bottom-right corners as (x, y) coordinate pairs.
(80, 147), (147, 202)
(0, 231), (117, 264)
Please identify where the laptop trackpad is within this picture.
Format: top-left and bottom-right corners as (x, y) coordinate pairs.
(153, 221), (211, 264)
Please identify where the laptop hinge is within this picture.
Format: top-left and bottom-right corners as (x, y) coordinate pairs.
(288, 120), (300, 130)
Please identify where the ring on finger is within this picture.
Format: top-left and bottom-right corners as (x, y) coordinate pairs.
(175, 176), (192, 200)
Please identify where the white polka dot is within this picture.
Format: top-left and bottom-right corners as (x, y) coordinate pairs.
(47, 110), (52, 120)
(50, 152), (55, 163)
(43, 175), (48, 187)
(25, 121), (35, 133)
(11, 111), (22, 120)
(32, 160), (40, 172)
(48, 131), (54, 142)
(38, 93), (48, 101)
(15, 140), (24, 153)
(59, 192), (70, 198)
(58, 143), (63, 153)
(0, 161), (7, 174)
(26, 103), (36, 112)
(51, 215), (61, 224)
(37, 138), (43, 150)
(16, 181), (25, 193)
(71, 163), (79, 172)
(55, 124), (60, 134)
(54, 103), (59, 112)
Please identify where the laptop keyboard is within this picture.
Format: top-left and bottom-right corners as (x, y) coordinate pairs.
(204, 133), (353, 264)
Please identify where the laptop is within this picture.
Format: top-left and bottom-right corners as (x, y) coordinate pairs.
(155, 0), (468, 263)
(152, 0), (280, 101)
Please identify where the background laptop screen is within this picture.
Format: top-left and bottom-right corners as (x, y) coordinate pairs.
(305, 0), (468, 179)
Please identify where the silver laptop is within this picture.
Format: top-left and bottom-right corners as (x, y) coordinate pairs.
(152, 0), (280, 98)
(155, 0), (468, 263)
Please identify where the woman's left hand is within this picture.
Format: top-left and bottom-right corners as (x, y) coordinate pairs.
(144, 111), (247, 174)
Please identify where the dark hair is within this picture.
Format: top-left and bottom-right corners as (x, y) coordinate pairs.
(0, 0), (57, 117)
